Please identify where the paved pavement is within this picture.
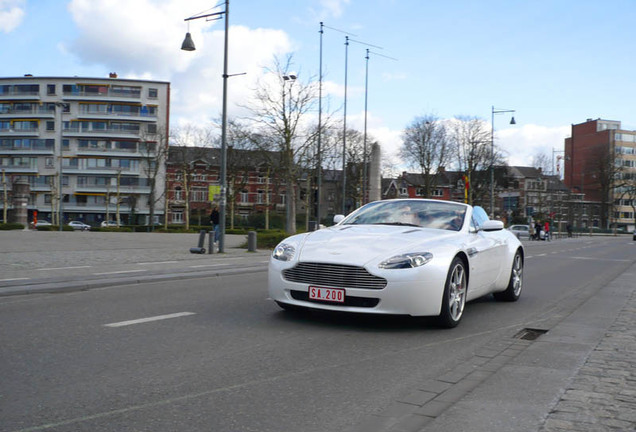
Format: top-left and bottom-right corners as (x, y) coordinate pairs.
(1, 230), (635, 431)
(0, 230), (271, 296)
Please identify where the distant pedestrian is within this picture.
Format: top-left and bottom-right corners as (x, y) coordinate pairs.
(210, 206), (220, 242)
(534, 221), (542, 240)
(544, 221), (551, 241)
(566, 223), (573, 238)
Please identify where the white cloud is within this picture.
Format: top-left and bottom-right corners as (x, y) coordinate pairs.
(319, 0), (350, 18)
(65, 0), (293, 128)
(498, 124), (570, 170)
(0, 0), (25, 33)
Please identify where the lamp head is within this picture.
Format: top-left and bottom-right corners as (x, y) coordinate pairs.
(181, 32), (196, 51)
(510, 116), (516, 125)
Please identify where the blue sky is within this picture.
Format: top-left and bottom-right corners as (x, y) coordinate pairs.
(2, 0), (635, 173)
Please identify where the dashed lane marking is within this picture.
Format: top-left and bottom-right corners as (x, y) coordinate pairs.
(104, 312), (196, 328)
(36, 266), (92, 271)
(93, 269), (148, 276)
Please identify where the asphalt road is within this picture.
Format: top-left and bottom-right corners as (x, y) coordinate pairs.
(0, 236), (633, 432)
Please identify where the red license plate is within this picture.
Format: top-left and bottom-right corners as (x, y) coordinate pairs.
(309, 286), (345, 303)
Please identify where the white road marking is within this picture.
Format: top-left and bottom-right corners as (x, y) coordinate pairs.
(136, 261), (178, 265)
(93, 269), (147, 275)
(0, 277), (29, 282)
(36, 266), (92, 271)
(104, 312), (196, 328)
(189, 264), (227, 268)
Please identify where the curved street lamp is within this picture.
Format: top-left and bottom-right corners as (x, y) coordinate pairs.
(181, 1), (229, 253)
(491, 106), (516, 217)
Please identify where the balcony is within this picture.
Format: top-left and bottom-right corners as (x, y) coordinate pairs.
(0, 90), (40, 100)
(77, 109), (157, 123)
(0, 141), (55, 155)
(0, 107), (55, 119)
(63, 126), (142, 139)
(0, 126), (39, 137)
(62, 89), (141, 103)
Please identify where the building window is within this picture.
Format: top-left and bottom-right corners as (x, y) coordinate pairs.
(172, 210), (183, 224)
(240, 190), (249, 203)
(148, 88), (158, 98)
(174, 187), (183, 201)
(147, 124), (157, 134)
(45, 157), (54, 168)
(47, 84), (56, 95)
(46, 121), (55, 131)
(432, 189), (443, 197)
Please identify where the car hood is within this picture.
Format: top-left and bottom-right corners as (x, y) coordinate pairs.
(297, 225), (455, 266)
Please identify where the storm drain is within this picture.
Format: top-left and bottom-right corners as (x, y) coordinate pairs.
(514, 328), (549, 341)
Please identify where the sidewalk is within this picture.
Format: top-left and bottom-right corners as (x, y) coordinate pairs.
(0, 230), (271, 296)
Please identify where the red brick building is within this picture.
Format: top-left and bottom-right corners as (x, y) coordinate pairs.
(165, 146), (286, 226)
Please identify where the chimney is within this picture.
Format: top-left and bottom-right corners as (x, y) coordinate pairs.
(109, 72), (118, 78)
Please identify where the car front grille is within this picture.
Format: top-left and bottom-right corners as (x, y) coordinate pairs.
(282, 262), (387, 290)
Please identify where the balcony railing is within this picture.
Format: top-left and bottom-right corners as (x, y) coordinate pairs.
(63, 89), (141, 99)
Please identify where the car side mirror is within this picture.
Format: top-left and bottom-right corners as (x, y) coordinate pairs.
(333, 214), (345, 224)
(481, 220), (504, 232)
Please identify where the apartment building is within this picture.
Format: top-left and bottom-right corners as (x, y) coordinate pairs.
(564, 118), (636, 230)
(0, 75), (170, 226)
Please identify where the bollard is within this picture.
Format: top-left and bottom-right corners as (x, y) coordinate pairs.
(247, 230), (257, 252)
(208, 231), (215, 254)
(189, 230), (207, 254)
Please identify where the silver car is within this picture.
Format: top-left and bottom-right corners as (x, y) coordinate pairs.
(508, 224), (530, 239)
(68, 221), (91, 231)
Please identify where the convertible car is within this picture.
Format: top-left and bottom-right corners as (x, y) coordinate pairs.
(268, 199), (524, 327)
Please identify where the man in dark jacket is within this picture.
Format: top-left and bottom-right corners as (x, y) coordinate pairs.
(210, 206), (220, 242)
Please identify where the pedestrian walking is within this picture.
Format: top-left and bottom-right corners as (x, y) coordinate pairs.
(210, 205), (220, 243)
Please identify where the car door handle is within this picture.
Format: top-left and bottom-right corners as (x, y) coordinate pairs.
(467, 247), (478, 257)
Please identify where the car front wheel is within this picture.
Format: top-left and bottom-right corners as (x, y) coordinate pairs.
(494, 250), (523, 302)
(438, 257), (467, 328)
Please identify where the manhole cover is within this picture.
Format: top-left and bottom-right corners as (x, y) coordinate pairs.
(514, 328), (549, 341)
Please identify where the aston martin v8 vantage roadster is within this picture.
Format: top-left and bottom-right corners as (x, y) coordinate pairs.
(268, 199), (524, 327)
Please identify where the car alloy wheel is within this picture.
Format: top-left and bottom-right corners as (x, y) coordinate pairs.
(494, 250), (523, 302)
(438, 257), (466, 328)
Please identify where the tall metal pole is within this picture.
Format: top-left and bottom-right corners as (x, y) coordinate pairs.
(182, 1), (230, 252)
(341, 36), (349, 214)
(316, 22), (323, 226)
(490, 106), (515, 218)
(490, 106), (495, 218)
(362, 49), (369, 205)
(219, 0), (229, 253)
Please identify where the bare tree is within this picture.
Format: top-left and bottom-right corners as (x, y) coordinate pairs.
(242, 55), (318, 234)
(450, 116), (500, 206)
(400, 115), (450, 198)
(139, 123), (170, 228)
(532, 152), (552, 175)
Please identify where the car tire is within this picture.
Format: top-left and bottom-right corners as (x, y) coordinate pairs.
(437, 256), (467, 328)
(494, 250), (523, 302)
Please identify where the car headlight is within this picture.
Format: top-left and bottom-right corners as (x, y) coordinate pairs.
(272, 243), (296, 261)
(378, 252), (433, 269)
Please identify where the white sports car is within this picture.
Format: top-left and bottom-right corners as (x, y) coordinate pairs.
(268, 199), (524, 327)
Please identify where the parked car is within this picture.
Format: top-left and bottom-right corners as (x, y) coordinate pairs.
(100, 220), (120, 228)
(68, 221), (91, 231)
(268, 199), (524, 328)
(508, 224), (530, 239)
(32, 220), (53, 228)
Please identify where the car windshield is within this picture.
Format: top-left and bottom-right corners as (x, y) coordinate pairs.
(342, 200), (467, 231)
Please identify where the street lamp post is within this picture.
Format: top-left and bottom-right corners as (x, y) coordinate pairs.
(182, 1), (229, 253)
(490, 106), (516, 218)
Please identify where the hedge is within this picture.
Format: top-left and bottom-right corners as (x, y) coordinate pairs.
(0, 222), (25, 230)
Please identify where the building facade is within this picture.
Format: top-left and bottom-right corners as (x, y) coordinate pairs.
(564, 118), (636, 230)
(0, 75), (170, 226)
